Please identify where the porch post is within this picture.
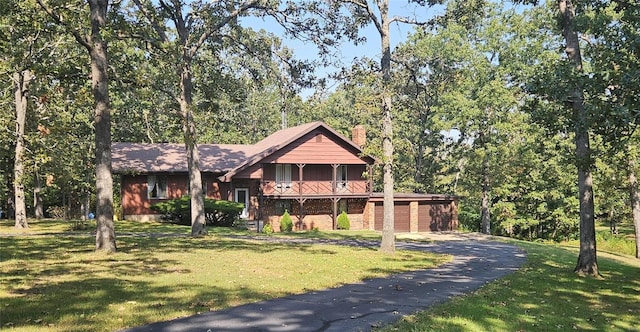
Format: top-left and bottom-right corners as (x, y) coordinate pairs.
(331, 164), (338, 194)
(297, 164), (305, 196)
(332, 198), (339, 230)
(297, 164), (305, 230)
(367, 165), (374, 194)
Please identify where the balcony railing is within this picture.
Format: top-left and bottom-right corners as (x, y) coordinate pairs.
(262, 180), (370, 196)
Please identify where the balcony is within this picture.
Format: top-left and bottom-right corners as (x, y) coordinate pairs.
(262, 180), (370, 197)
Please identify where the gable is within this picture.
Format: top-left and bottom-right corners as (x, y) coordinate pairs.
(260, 130), (368, 165)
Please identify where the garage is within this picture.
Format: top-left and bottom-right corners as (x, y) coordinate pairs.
(369, 194), (458, 233)
(373, 201), (411, 232)
(418, 201), (455, 231)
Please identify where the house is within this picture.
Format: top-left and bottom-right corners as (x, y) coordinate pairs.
(112, 121), (458, 232)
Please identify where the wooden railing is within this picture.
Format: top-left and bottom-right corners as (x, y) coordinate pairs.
(262, 180), (369, 196)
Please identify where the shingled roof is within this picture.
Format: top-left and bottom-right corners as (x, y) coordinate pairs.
(112, 121), (369, 176)
(111, 143), (257, 173)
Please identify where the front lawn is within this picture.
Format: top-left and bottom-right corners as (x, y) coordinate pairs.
(0, 219), (449, 332)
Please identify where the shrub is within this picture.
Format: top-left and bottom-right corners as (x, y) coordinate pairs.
(280, 210), (293, 232)
(46, 206), (66, 219)
(151, 196), (244, 227)
(337, 211), (350, 230)
(262, 223), (274, 235)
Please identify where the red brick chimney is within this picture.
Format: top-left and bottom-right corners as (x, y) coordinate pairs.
(352, 125), (366, 148)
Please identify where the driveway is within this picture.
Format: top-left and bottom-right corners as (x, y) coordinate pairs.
(121, 233), (526, 332)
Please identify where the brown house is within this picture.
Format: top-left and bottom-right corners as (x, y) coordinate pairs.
(112, 121), (458, 232)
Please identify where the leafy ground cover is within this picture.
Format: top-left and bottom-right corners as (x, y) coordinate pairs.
(0, 219), (449, 332)
(378, 240), (640, 332)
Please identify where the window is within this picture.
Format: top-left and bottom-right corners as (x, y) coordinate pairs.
(276, 164), (292, 188)
(147, 175), (167, 199)
(337, 165), (348, 189)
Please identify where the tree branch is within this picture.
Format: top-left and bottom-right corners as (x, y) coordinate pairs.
(131, 0), (169, 43)
(343, 0), (383, 35)
(36, 0), (91, 51)
(390, 15), (427, 25)
(190, 0), (261, 57)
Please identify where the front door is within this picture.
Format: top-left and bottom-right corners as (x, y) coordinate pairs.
(235, 188), (249, 219)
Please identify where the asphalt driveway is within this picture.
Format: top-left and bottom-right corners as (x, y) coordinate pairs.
(121, 234), (526, 332)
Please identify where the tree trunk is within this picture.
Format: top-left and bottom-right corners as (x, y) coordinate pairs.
(558, 0), (598, 275)
(627, 156), (640, 259)
(379, 0), (395, 254)
(13, 70), (31, 229)
(89, 0), (116, 252)
(180, 56), (207, 237)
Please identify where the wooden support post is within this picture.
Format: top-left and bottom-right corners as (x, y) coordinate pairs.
(331, 164), (339, 194)
(332, 197), (339, 230)
(367, 165), (374, 193)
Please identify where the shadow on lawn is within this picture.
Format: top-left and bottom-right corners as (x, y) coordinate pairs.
(0, 234), (364, 331)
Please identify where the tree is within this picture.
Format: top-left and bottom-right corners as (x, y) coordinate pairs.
(327, 0), (417, 253)
(12, 70), (32, 229)
(585, 1), (640, 259)
(38, 0), (116, 252)
(128, 0), (273, 236)
(2, 0), (38, 228)
(514, 0), (599, 273)
(2, 0), (76, 227)
(556, 0), (597, 275)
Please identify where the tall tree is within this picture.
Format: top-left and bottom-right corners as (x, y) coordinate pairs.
(128, 0), (268, 236)
(332, 0), (440, 253)
(12, 70), (32, 229)
(556, 0), (597, 275)
(3, 0), (72, 227)
(38, 0), (116, 252)
(586, 1), (640, 259)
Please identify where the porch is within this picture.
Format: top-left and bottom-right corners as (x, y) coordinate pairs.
(261, 179), (371, 197)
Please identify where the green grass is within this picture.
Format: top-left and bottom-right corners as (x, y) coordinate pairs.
(558, 221), (637, 257)
(0, 219), (450, 332)
(378, 240), (640, 332)
(3, 219), (638, 332)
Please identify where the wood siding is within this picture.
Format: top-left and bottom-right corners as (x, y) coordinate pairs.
(260, 132), (367, 165)
(121, 174), (227, 217)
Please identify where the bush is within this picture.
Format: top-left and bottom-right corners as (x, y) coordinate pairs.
(46, 206), (66, 219)
(280, 210), (293, 232)
(262, 223), (273, 235)
(151, 196), (244, 227)
(337, 211), (350, 230)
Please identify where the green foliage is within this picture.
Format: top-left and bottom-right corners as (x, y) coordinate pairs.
(280, 209), (293, 232)
(336, 211), (350, 230)
(457, 204), (481, 232)
(150, 196), (243, 227)
(262, 223), (274, 235)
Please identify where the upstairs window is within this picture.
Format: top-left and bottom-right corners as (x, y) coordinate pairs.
(337, 165), (348, 189)
(276, 164), (292, 188)
(148, 175), (167, 199)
